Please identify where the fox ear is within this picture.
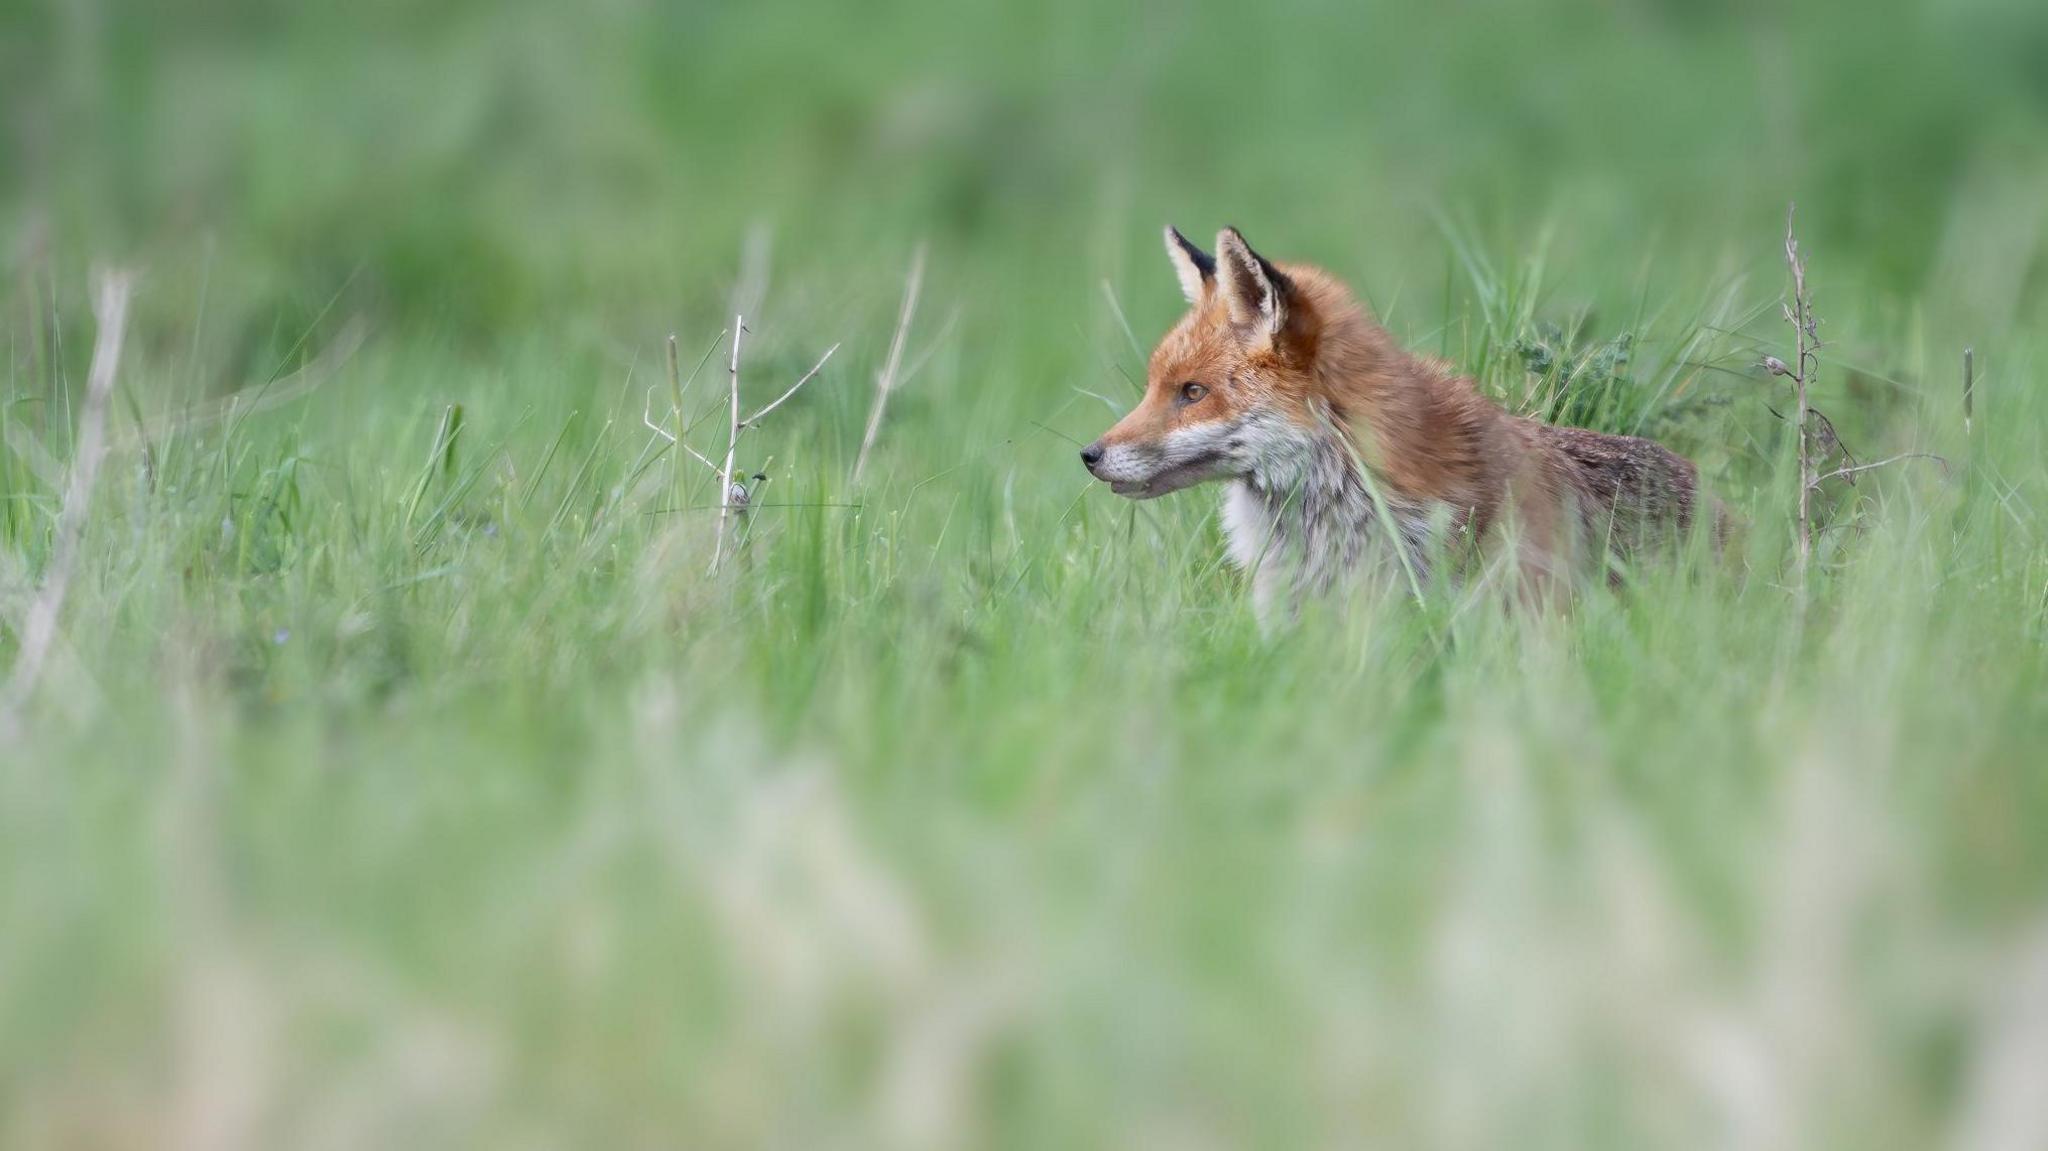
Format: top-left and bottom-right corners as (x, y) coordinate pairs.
(1214, 227), (1288, 337)
(1163, 225), (1214, 303)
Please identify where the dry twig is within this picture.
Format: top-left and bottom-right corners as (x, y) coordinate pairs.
(639, 319), (836, 574)
(1811, 452), (1951, 488)
(853, 243), (927, 484)
(1963, 347), (1975, 437)
(1780, 205), (1819, 584)
(713, 316), (747, 573)
(742, 343), (840, 429)
(1766, 206), (1948, 583)
(642, 387), (721, 472)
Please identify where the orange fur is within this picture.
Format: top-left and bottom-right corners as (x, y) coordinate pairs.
(1083, 227), (1703, 606)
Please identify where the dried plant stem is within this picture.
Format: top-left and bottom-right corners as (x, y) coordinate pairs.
(853, 243), (927, 484)
(642, 321), (833, 572)
(1764, 207), (1945, 593)
(1811, 452), (1949, 488)
(642, 387), (720, 472)
(713, 315), (745, 573)
(1963, 347), (1975, 437)
(743, 343), (840, 428)
(1, 269), (132, 740)
(1786, 205), (1814, 588)
(667, 333), (684, 436)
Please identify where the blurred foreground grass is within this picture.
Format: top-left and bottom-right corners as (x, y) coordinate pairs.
(4, 0), (2048, 1147)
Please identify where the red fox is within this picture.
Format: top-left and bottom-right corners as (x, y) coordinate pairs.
(1081, 226), (1705, 614)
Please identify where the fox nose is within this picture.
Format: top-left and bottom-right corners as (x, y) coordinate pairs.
(1079, 443), (1105, 472)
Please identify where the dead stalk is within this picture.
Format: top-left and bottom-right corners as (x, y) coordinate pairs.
(641, 320), (834, 572)
(1765, 206), (1947, 588)
(642, 388), (721, 472)
(742, 343), (840, 428)
(667, 332), (684, 437)
(713, 316), (746, 573)
(1811, 451), (1950, 488)
(853, 243), (927, 484)
(0, 269), (132, 740)
(1785, 204), (1816, 587)
(1963, 347), (1975, 437)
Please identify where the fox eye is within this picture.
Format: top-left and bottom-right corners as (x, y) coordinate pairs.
(1178, 382), (1209, 405)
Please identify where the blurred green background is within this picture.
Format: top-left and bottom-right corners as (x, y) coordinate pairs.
(11, 0), (2048, 342)
(5, 1), (2048, 1148)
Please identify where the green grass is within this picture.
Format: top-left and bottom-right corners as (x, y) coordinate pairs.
(5, 0), (2048, 1146)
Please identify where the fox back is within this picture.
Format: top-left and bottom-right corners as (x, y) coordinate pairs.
(1080, 226), (1704, 615)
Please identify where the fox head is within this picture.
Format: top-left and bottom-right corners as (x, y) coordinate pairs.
(1081, 226), (1329, 498)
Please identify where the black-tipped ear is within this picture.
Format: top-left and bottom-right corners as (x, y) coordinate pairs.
(1163, 225), (1215, 304)
(1214, 227), (1288, 336)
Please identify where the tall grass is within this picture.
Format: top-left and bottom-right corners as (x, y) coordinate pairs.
(4, 0), (2048, 1146)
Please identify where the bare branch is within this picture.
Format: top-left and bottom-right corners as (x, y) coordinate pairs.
(1782, 202), (1814, 588)
(643, 390), (675, 442)
(1963, 346), (1975, 436)
(666, 332), (683, 426)
(741, 342), (840, 428)
(1810, 451), (1949, 489)
(853, 242), (928, 484)
(712, 316), (745, 573)
(1, 269), (132, 741)
(641, 386), (720, 472)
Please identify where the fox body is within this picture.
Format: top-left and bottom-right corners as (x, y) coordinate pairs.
(1081, 226), (1702, 615)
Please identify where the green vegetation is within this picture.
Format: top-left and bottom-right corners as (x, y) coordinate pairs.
(4, 0), (2047, 1145)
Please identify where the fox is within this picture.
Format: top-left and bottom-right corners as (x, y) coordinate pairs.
(1081, 225), (1706, 616)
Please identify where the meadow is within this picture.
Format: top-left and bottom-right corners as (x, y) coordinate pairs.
(4, 0), (2048, 1146)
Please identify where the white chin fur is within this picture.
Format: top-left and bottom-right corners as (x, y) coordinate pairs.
(1101, 459), (1224, 500)
(1093, 424), (1238, 497)
(1110, 475), (1196, 499)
